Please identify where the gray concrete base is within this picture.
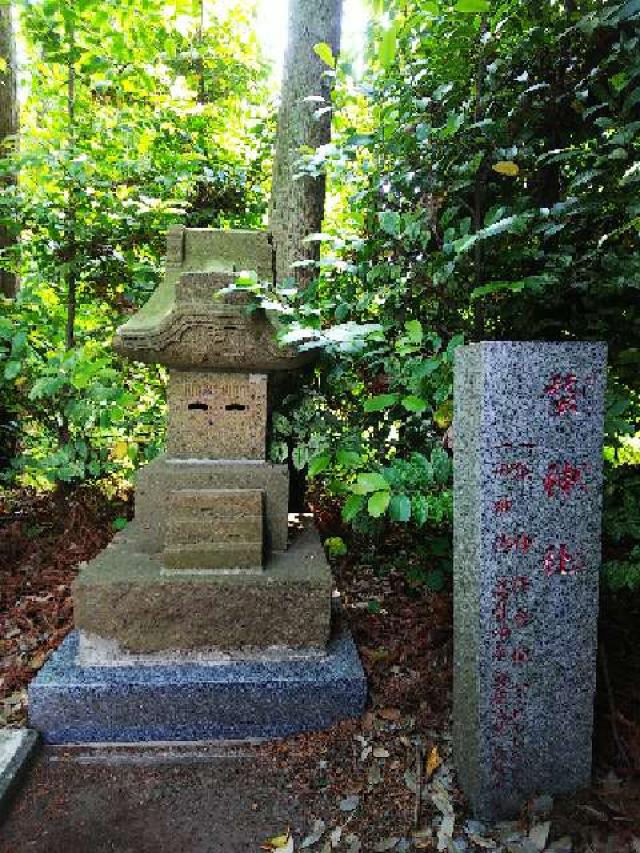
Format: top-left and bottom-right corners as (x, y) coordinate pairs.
(28, 616), (367, 744)
(0, 729), (38, 814)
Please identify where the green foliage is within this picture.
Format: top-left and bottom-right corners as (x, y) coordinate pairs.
(272, 0), (640, 587)
(324, 536), (348, 558)
(0, 0), (272, 486)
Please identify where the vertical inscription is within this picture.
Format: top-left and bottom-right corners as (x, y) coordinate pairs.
(453, 342), (606, 819)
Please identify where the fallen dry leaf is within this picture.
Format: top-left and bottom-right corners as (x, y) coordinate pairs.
(262, 828), (293, 852)
(425, 745), (442, 779)
(378, 708), (401, 722)
(301, 819), (325, 849)
(373, 837), (399, 852)
(528, 821), (550, 852)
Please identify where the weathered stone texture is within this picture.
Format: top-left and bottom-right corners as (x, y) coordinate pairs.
(167, 372), (267, 459)
(453, 341), (606, 820)
(163, 488), (263, 571)
(165, 227), (274, 284)
(134, 456), (289, 554)
(113, 228), (312, 371)
(73, 517), (332, 653)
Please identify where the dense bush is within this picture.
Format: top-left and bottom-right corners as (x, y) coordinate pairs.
(261, 0), (640, 588)
(0, 0), (272, 487)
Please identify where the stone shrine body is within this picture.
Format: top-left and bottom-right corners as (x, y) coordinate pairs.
(29, 227), (366, 742)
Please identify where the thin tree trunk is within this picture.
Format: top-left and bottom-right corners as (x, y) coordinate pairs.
(65, 11), (77, 350)
(0, 1), (18, 299)
(196, 0), (205, 105)
(268, 0), (343, 284)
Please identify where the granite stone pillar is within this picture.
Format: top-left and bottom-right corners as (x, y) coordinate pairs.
(453, 341), (607, 820)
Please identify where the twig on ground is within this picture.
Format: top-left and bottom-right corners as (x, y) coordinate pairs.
(413, 739), (424, 830)
(599, 644), (633, 770)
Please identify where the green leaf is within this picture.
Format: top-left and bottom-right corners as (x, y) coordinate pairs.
(364, 393), (399, 412)
(354, 472), (390, 494)
(335, 303), (350, 322)
(337, 449), (362, 468)
(112, 517), (128, 531)
(454, 0), (489, 11)
(342, 493), (364, 522)
(324, 536), (347, 557)
(313, 41), (336, 68)
(4, 360), (21, 380)
(434, 400), (453, 429)
(412, 495), (429, 527)
(308, 452), (331, 477)
(368, 490), (391, 518)
(425, 568), (446, 592)
(402, 395), (428, 413)
(292, 445), (310, 470)
(431, 447), (451, 484)
(379, 23), (397, 68)
(492, 161), (519, 176)
(378, 211), (401, 236)
(470, 279), (527, 299)
(389, 494), (412, 522)
(405, 319), (423, 343)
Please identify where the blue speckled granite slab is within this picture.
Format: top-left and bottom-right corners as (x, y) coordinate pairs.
(29, 624), (367, 744)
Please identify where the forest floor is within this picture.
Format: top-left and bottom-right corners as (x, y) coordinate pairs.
(1, 486), (640, 852)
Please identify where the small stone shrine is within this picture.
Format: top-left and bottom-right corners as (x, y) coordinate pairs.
(29, 227), (366, 743)
(453, 341), (607, 820)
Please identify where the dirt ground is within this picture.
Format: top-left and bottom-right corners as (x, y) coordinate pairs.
(1, 486), (639, 851)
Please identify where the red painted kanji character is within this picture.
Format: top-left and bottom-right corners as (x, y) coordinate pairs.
(512, 645), (531, 664)
(559, 544), (585, 575)
(493, 643), (508, 661)
(495, 533), (534, 554)
(512, 576), (531, 594)
(543, 545), (557, 577)
(493, 708), (510, 734)
(519, 534), (533, 554)
(494, 577), (511, 599)
(513, 608), (532, 629)
(544, 544), (585, 577)
(544, 372), (578, 415)
(493, 672), (511, 688)
(494, 462), (533, 481)
(493, 624), (512, 642)
(492, 686), (509, 705)
(544, 462), (585, 498)
(495, 533), (514, 553)
(493, 599), (507, 623)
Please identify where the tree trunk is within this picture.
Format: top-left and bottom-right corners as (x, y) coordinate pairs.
(64, 10), (77, 350)
(0, 1), (18, 299)
(268, 0), (343, 283)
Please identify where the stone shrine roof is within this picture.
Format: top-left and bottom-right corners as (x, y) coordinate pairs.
(113, 227), (311, 371)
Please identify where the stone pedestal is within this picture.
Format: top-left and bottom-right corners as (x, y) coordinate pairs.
(29, 227), (366, 743)
(453, 341), (606, 820)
